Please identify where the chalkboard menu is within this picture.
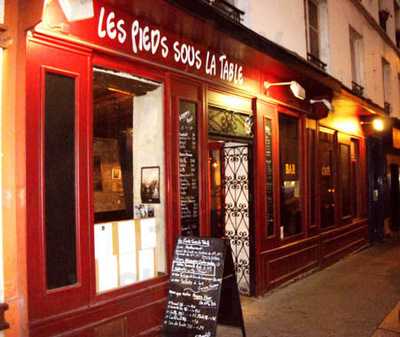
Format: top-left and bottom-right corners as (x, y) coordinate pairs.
(162, 236), (246, 337)
(265, 118), (274, 236)
(179, 100), (199, 236)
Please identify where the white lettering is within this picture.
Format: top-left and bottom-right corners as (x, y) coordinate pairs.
(142, 26), (151, 51)
(161, 36), (169, 58)
(131, 20), (139, 53)
(151, 29), (161, 55)
(173, 41), (181, 62)
(97, 10), (244, 84)
(106, 11), (117, 39)
(117, 19), (126, 44)
(97, 7), (106, 38)
(195, 50), (202, 70)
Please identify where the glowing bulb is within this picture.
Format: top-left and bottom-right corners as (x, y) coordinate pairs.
(372, 118), (384, 131)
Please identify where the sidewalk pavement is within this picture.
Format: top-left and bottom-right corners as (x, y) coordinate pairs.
(217, 240), (400, 337)
(372, 302), (400, 337)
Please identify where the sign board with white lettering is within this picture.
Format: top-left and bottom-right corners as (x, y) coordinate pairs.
(162, 236), (246, 337)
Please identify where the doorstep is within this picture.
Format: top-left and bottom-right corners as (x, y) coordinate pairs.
(372, 302), (400, 337)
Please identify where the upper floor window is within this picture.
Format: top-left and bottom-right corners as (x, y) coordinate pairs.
(382, 58), (391, 113)
(306, 0), (329, 71)
(378, 0), (390, 32)
(398, 74), (400, 111)
(210, 0), (244, 23)
(395, 1), (400, 47)
(349, 26), (364, 95)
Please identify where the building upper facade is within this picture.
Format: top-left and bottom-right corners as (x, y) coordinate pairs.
(226, 0), (400, 117)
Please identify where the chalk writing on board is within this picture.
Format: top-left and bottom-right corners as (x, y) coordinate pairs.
(163, 237), (224, 336)
(179, 101), (199, 236)
(162, 236), (246, 337)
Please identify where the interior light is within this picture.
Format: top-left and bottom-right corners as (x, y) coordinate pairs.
(107, 87), (134, 96)
(264, 81), (306, 100)
(333, 118), (360, 134)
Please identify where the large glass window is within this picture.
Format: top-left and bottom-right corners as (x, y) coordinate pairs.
(307, 127), (317, 228)
(93, 68), (166, 293)
(351, 139), (361, 217)
(339, 143), (351, 219)
(382, 58), (391, 113)
(279, 115), (302, 238)
(307, 0), (320, 58)
(319, 129), (336, 228)
(45, 72), (77, 290)
(349, 26), (364, 88)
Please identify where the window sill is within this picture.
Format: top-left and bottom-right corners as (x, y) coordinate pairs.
(93, 274), (170, 306)
(307, 53), (327, 72)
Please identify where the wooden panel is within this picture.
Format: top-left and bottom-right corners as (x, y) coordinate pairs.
(266, 244), (319, 289)
(29, 282), (168, 337)
(258, 219), (368, 294)
(126, 301), (166, 337)
(321, 220), (368, 267)
(94, 317), (126, 337)
(260, 237), (320, 292)
(133, 326), (162, 337)
(26, 36), (91, 321)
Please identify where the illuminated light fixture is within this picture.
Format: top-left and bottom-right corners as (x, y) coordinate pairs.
(310, 99), (332, 112)
(361, 117), (385, 132)
(58, 0), (94, 22)
(107, 87), (134, 96)
(372, 118), (384, 131)
(264, 81), (306, 100)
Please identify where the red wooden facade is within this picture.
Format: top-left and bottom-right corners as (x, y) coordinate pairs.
(16, 0), (374, 336)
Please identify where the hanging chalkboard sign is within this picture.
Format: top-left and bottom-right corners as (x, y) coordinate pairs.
(179, 100), (200, 236)
(162, 236), (246, 337)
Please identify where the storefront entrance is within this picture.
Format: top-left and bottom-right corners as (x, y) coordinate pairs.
(207, 104), (253, 295)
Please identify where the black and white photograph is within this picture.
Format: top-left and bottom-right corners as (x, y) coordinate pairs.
(141, 166), (161, 204)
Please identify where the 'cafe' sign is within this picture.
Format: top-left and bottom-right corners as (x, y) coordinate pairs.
(96, 6), (245, 85)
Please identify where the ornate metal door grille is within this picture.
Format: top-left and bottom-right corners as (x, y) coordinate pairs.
(224, 143), (250, 295)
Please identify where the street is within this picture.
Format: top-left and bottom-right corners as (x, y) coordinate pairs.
(218, 240), (400, 337)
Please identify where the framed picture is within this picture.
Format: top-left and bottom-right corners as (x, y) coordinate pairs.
(141, 166), (160, 204)
(112, 167), (122, 180)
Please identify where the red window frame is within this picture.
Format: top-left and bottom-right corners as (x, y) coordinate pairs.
(26, 36), (175, 320)
(89, 53), (172, 303)
(277, 108), (306, 244)
(26, 36), (91, 320)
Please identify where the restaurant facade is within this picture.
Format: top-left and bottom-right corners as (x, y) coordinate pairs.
(1, 0), (386, 336)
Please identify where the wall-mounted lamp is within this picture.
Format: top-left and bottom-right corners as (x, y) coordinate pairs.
(58, 0), (94, 22)
(308, 98), (332, 120)
(264, 81), (306, 100)
(361, 117), (385, 132)
(310, 99), (332, 112)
